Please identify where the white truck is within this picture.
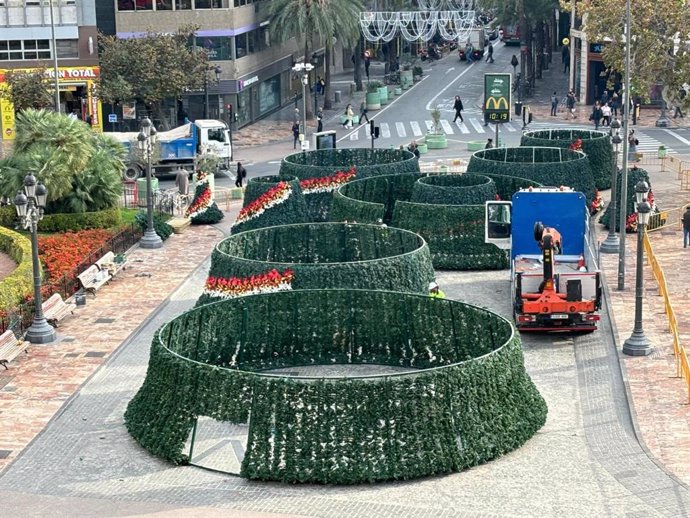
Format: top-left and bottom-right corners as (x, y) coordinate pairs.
(458, 28), (486, 61)
(110, 119), (232, 180)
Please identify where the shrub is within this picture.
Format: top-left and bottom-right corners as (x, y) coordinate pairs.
(521, 129), (613, 190)
(413, 65), (423, 77)
(366, 80), (383, 93)
(34, 207), (122, 233)
(410, 174), (497, 205)
(0, 227), (33, 313)
(135, 211), (173, 241)
(125, 289), (547, 483)
(38, 229), (115, 282)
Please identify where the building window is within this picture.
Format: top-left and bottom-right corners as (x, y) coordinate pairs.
(234, 34), (247, 59)
(0, 39), (51, 61)
(157, 0), (173, 9)
(233, 27), (269, 59)
(195, 0), (228, 8)
(195, 36), (232, 61)
(258, 75), (280, 115)
(175, 0), (192, 8)
(117, 0), (152, 10)
(56, 39), (78, 59)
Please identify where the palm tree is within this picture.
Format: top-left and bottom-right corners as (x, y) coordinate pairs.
(267, 0), (363, 115)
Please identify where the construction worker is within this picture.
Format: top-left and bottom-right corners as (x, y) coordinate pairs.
(428, 281), (446, 299)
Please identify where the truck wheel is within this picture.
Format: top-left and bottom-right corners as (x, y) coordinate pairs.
(123, 165), (142, 181)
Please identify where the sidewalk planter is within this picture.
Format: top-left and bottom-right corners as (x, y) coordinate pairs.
(424, 133), (448, 149)
(366, 92), (381, 111)
(658, 146), (667, 158)
(468, 141), (484, 152)
(394, 87), (402, 96)
(377, 86), (389, 105)
(400, 70), (413, 90)
(417, 143), (428, 154)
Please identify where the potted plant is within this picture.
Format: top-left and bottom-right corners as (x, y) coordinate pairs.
(412, 65), (423, 81)
(366, 81), (382, 110)
(400, 63), (413, 90)
(378, 83), (389, 105)
(423, 105), (448, 149)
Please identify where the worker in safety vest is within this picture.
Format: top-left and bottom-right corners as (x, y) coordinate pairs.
(428, 281), (446, 299)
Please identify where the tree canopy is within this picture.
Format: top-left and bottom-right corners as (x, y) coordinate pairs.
(0, 66), (54, 111)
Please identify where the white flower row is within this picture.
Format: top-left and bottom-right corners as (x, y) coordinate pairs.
(203, 282), (293, 300)
(187, 203), (210, 220)
(301, 184), (343, 195)
(235, 186), (292, 224)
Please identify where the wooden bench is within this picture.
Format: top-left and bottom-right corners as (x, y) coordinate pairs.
(42, 292), (76, 328)
(95, 251), (127, 278)
(78, 264), (111, 296)
(0, 329), (29, 369)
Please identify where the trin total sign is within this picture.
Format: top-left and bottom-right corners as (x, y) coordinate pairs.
(484, 73), (511, 124)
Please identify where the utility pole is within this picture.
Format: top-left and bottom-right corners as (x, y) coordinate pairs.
(617, 0), (632, 291)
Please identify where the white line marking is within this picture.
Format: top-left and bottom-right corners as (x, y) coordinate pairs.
(663, 129), (690, 146)
(410, 121), (423, 136)
(350, 129), (359, 141)
(440, 120), (455, 135)
(455, 121), (470, 134)
(425, 61), (477, 111)
(424, 120), (433, 132)
(380, 122), (391, 138)
(503, 123), (517, 132)
(395, 122), (407, 137)
(469, 118), (486, 133)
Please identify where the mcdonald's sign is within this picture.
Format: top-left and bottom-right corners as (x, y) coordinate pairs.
(484, 73), (511, 124)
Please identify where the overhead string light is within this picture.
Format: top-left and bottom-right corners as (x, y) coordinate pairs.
(359, 11), (476, 43)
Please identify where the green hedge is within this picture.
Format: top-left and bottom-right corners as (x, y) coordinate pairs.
(125, 289), (547, 484)
(197, 222), (435, 306)
(600, 167), (655, 232)
(410, 174), (497, 205)
(483, 173), (544, 199)
(521, 129), (613, 190)
(467, 147), (596, 204)
(279, 149), (419, 221)
(135, 211), (173, 241)
(393, 202), (509, 270)
(0, 206), (122, 232)
(231, 175), (310, 234)
(333, 173), (508, 270)
(0, 227), (33, 313)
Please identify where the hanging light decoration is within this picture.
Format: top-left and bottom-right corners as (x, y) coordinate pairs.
(359, 10), (476, 43)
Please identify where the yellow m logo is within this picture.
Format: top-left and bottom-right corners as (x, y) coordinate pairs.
(485, 97), (509, 110)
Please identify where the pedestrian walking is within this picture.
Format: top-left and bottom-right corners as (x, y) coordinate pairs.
(566, 91), (577, 119)
(342, 104), (354, 128)
(407, 140), (420, 158)
(465, 42), (474, 63)
(590, 101), (602, 129)
(175, 167), (189, 196)
(292, 121), (300, 149)
(510, 54), (519, 75)
(674, 88), (686, 118)
(550, 91), (559, 116)
(485, 138), (494, 149)
(627, 130), (639, 162)
(601, 90), (609, 106)
(359, 101), (370, 124)
(453, 95), (464, 123)
(486, 43), (494, 63)
(235, 162), (247, 188)
(563, 51), (570, 75)
(611, 92), (620, 117)
(601, 103), (612, 126)
(683, 206), (690, 248)
(316, 107), (323, 133)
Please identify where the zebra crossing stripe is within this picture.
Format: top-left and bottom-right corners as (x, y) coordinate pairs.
(365, 124), (371, 138)
(440, 120), (455, 135)
(410, 121), (423, 136)
(455, 121), (470, 134)
(381, 123), (391, 138)
(396, 122), (407, 138)
(503, 123), (517, 132)
(469, 119), (486, 133)
(424, 120), (433, 132)
(349, 129), (359, 141)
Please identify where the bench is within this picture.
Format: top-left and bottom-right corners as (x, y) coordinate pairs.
(0, 329), (29, 369)
(95, 251), (127, 278)
(42, 292), (76, 328)
(78, 264), (111, 296)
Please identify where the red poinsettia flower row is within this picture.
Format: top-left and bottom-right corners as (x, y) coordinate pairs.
(235, 182), (291, 224)
(204, 268), (295, 298)
(185, 184), (212, 218)
(569, 138), (583, 151)
(299, 167), (357, 194)
(38, 229), (115, 282)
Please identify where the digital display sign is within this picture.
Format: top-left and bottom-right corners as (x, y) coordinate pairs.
(484, 73), (511, 124)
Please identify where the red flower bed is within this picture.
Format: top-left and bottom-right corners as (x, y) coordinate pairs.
(39, 229), (114, 282)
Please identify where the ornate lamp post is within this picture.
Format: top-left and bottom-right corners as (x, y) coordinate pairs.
(137, 118), (163, 249)
(204, 65), (222, 119)
(14, 174), (56, 344)
(622, 180), (653, 356)
(292, 62), (314, 145)
(601, 118), (622, 253)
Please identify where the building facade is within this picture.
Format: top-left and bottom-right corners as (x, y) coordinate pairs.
(0, 0), (103, 139)
(101, 0), (327, 130)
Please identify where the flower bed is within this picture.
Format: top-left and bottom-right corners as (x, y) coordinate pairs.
(39, 229), (115, 282)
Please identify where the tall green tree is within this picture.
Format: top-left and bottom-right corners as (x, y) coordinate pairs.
(97, 25), (209, 128)
(573, 0), (690, 110)
(266, 0), (362, 115)
(0, 67), (54, 111)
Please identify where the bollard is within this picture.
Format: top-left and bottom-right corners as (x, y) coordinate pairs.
(349, 83), (355, 95)
(334, 90), (342, 103)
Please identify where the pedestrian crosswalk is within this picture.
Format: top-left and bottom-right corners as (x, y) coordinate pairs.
(634, 131), (677, 155)
(346, 117), (573, 141)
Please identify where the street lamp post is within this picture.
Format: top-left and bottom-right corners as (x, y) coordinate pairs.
(601, 118), (622, 253)
(292, 62), (314, 146)
(204, 66), (222, 119)
(617, 0), (632, 291)
(137, 118), (163, 249)
(14, 174), (56, 344)
(623, 180), (653, 356)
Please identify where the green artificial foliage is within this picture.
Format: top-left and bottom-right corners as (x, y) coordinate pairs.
(197, 222), (435, 306)
(333, 173), (508, 270)
(191, 202), (224, 225)
(482, 173), (543, 199)
(410, 174), (497, 205)
(280, 149), (419, 221)
(600, 166), (657, 232)
(467, 147), (596, 204)
(521, 129), (613, 190)
(231, 175), (310, 234)
(125, 289), (547, 484)
(135, 211), (173, 241)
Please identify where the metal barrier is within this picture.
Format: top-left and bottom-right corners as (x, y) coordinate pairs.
(635, 153), (690, 190)
(643, 232), (689, 403)
(418, 158), (467, 174)
(647, 206), (686, 233)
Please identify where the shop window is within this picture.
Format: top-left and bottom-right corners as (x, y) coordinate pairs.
(135, 0), (153, 9)
(176, 0), (191, 7)
(258, 75), (280, 115)
(117, 0), (135, 10)
(118, 0), (153, 10)
(157, 0), (173, 9)
(195, 0), (227, 7)
(56, 39), (78, 59)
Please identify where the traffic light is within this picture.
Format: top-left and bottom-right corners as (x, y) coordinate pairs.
(370, 120), (379, 139)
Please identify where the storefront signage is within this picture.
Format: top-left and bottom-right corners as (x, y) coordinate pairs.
(45, 67), (100, 79)
(484, 73), (511, 123)
(238, 75), (259, 90)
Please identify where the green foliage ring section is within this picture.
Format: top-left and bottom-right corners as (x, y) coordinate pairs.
(280, 149), (419, 221)
(410, 174), (497, 205)
(0, 227), (33, 313)
(125, 289), (547, 484)
(198, 222), (435, 305)
(0, 206), (122, 232)
(231, 175), (311, 234)
(467, 147), (596, 204)
(521, 129), (613, 190)
(600, 167), (653, 232)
